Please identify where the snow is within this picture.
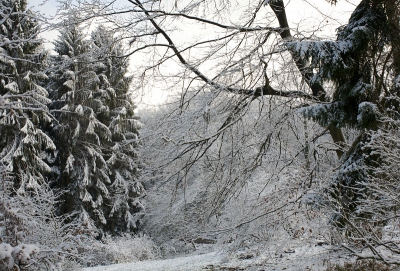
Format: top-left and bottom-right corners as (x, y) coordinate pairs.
(5, 82), (19, 94)
(0, 243), (39, 269)
(357, 101), (378, 124)
(82, 251), (225, 271)
(82, 241), (349, 271)
(396, 75), (400, 88)
(0, 243), (14, 269)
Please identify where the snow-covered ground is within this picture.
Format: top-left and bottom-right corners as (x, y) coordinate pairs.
(82, 240), (351, 271)
(82, 251), (224, 271)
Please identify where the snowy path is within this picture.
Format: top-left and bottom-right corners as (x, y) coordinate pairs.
(82, 242), (350, 271)
(82, 251), (225, 271)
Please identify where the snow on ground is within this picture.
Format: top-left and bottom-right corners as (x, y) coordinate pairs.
(82, 251), (225, 271)
(82, 239), (353, 271)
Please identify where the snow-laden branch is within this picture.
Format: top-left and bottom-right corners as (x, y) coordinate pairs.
(130, 0), (318, 102)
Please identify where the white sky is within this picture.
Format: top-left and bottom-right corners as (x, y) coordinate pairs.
(29, 0), (360, 52)
(29, 0), (60, 50)
(29, 0), (58, 15)
(28, 0), (360, 108)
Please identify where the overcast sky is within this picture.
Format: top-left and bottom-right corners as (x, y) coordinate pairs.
(30, 0), (58, 17)
(26, 0), (359, 107)
(29, 0), (63, 50)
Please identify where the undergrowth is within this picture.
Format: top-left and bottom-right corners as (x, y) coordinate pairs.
(325, 260), (397, 271)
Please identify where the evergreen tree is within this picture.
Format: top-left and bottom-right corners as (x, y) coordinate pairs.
(0, 0), (54, 191)
(48, 20), (113, 233)
(48, 21), (144, 235)
(297, 0), (400, 231)
(91, 26), (144, 234)
(0, 1), (56, 263)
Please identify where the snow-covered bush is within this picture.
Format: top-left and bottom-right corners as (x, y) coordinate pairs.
(88, 235), (159, 266)
(0, 172), (104, 270)
(0, 243), (39, 270)
(326, 118), (400, 263)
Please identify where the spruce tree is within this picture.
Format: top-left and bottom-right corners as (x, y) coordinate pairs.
(91, 25), (144, 234)
(48, 21), (144, 235)
(296, 0), (400, 230)
(48, 20), (113, 233)
(0, 0), (55, 247)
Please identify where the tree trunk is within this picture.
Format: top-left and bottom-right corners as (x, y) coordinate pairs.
(270, 0), (346, 159)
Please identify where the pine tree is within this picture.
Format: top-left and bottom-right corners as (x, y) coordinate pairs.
(91, 25), (144, 234)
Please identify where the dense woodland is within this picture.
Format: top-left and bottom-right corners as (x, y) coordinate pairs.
(1, 0), (400, 270)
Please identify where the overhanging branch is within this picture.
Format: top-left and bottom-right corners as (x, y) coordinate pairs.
(269, 0), (346, 158)
(131, 0), (316, 101)
(132, 0), (345, 158)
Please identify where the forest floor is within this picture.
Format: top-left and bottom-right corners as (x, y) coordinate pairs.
(82, 238), (353, 271)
